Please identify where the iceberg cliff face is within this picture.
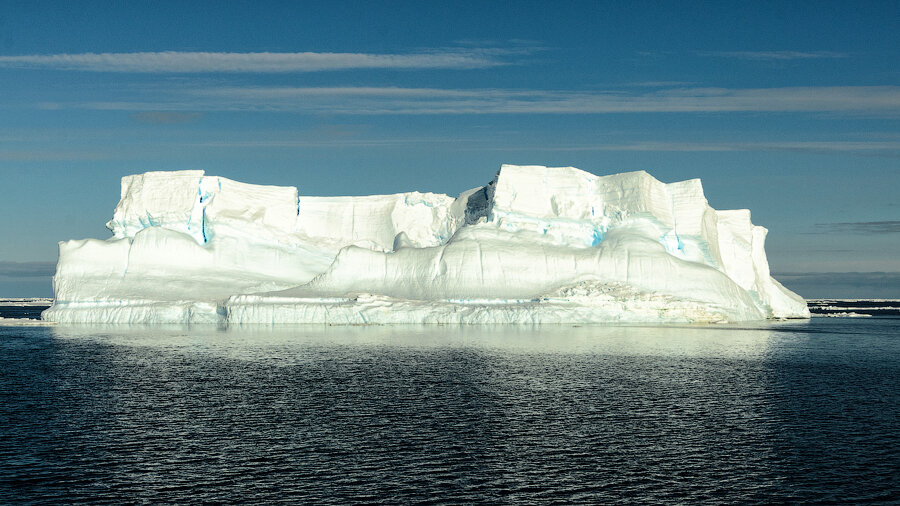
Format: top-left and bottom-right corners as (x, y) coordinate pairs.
(43, 165), (809, 324)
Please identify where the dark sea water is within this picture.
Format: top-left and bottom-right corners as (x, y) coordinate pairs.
(0, 304), (47, 320)
(807, 299), (900, 319)
(1, 310), (898, 503)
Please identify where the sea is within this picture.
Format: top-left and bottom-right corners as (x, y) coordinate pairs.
(1, 300), (898, 504)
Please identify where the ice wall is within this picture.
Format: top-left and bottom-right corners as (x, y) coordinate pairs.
(43, 165), (809, 324)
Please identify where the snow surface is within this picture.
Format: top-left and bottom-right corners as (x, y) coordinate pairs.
(43, 165), (809, 324)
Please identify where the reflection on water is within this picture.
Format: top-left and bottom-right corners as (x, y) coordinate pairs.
(48, 321), (798, 357)
(1, 320), (897, 503)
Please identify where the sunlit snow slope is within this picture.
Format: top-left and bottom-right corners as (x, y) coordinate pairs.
(43, 165), (809, 324)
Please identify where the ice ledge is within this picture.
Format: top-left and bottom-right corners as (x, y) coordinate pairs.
(224, 280), (758, 325)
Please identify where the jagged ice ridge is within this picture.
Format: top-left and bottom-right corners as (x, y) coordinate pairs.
(43, 165), (809, 324)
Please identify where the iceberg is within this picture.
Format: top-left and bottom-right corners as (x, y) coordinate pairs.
(42, 165), (809, 324)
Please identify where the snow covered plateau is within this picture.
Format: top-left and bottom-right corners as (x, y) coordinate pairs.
(42, 165), (809, 324)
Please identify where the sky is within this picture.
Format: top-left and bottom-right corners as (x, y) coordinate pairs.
(0, 0), (898, 298)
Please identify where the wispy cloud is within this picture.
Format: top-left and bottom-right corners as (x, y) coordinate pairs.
(701, 50), (851, 60)
(814, 221), (900, 234)
(200, 86), (492, 98)
(475, 140), (900, 156)
(35, 85), (900, 116)
(131, 111), (203, 124)
(0, 50), (512, 73)
(0, 261), (56, 278)
(453, 38), (544, 49)
(191, 137), (466, 148)
(0, 149), (112, 162)
(625, 81), (697, 88)
(188, 85), (900, 115)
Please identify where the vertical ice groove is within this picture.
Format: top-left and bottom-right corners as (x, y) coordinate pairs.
(663, 184), (684, 255)
(193, 177), (203, 242)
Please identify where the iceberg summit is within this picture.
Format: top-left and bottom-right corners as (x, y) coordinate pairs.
(43, 165), (809, 324)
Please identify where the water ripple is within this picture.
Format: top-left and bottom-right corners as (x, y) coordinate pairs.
(1, 319), (898, 503)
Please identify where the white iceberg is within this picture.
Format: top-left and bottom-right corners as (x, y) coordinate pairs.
(42, 165), (809, 324)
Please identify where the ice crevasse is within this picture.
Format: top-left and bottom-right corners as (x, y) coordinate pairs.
(42, 165), (809, 324)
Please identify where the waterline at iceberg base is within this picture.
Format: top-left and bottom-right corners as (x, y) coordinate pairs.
(42, 165), (809, 324)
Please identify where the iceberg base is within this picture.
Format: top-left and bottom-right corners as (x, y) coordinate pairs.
(43, 301), (222, 325)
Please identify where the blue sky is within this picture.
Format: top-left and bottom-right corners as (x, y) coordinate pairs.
(1, 0), (898, 298)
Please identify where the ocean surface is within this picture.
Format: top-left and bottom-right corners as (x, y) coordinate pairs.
(1, 303), (898, 503)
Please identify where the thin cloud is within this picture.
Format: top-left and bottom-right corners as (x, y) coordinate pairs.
(132, 111), (203, 124)
(814, 221), (900, 234)
(39, 85), (900, 116)
(0, 261), (56, 278)
(453, 38), (544, 47)
(0, 149), (113, 162)
(518, 141), (900, 155)
(0, 50), (511, 73)
(626, 81), (697, 88)
(796, 249), (857, 254)
(154, 136), (899, 154)
(189, 85), (900, 115)
(200, 86), (495, 98)
(702, 50), (851, 60)
(191, 138), (466, 148)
